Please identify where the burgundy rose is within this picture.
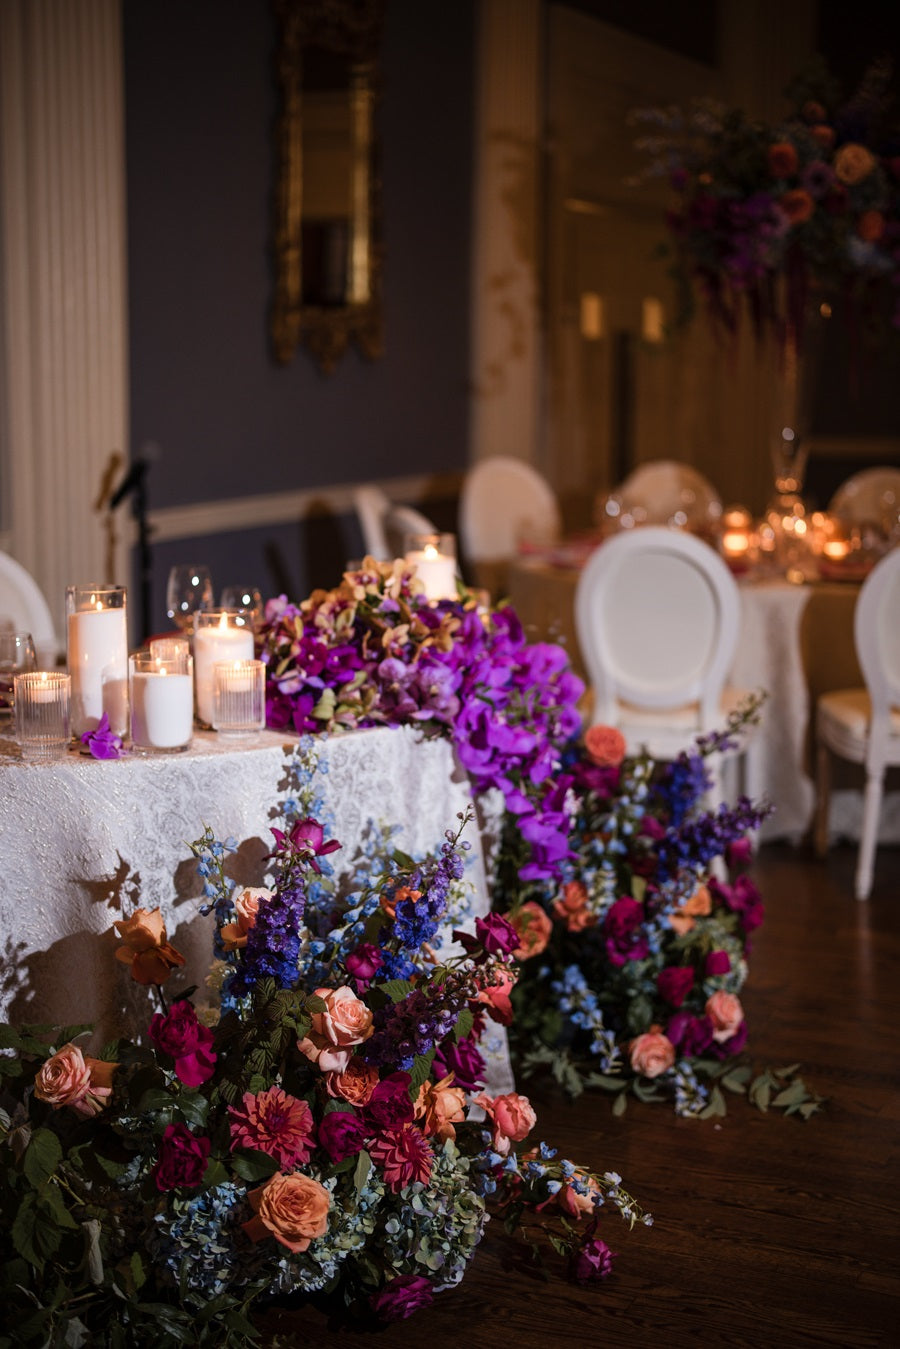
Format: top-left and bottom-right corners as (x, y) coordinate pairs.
(726, 836), (754, 869)
(571, 1235), (617, 1284)
(371, 1274), (434, 1322)
(704, 950), (732, 978)
(365, 1071), (415, 1129)
(317, 1110), (368, 1163)
(603, 897), (649, 968)
(710, 875), (764, 937)
(657, 966), (694, 1007)
(666, 1010), (714, 1057)
(432, 1035), (486, 1094)
(149, 1000), (216, 1088)
(455, 913), (519, 959)
(344, 942), (384, 991)
(151, 1122), (211, 1192)
(709, 1020), (748, 1059)
(639, 815), (666, 841)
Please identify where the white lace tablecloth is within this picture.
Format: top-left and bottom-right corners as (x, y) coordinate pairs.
(0, 725), (514, 1091)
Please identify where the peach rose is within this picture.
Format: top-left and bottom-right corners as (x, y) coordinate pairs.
(557, 1169), (601, 1218)
(473, 1090), (537, 1156)
(114, 907), (185, 986)
(780, 188), (815, 224)
(312, 986), (374, 1047)
(34, 1043), (117, 1117)
(510, 901), (553, 959)
(416, 1074), (467, 1142)
(810, 124), (835, 152)
(552, 880), (596, 932)
(706, 990), (744, 1043)
(243, 1171), (331, 1253)
(834, 142), (875, 185)
(768, 140), (799, 178)
(380, 884), (421, 921)
(220, 886), (273, 951)
(629, 1029), (676, 1079)
(324, 1057), (379, 1106)
(669, 883), (712, 936)
(473, 965), (517, 1025)
(584, 723), (627, 768)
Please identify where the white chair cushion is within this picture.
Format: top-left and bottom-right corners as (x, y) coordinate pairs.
(818, 687), (900, 744)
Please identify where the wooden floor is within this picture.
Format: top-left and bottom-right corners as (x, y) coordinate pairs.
(259, 841), (900, 1349)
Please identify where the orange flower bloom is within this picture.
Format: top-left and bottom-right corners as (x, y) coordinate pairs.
(113, 907), (185, 985)
(584, 724), (626, 768)
(552, 880), (596, 932)
(768, 141), (799, 178)
(834, 142), (875, 185)
(780, 188), (815, 224)
(669, 883), (712, 936)
(857, 210), (885, 242)
(416, 1073), (467, 1141)
(380, 884), (422, 921)
(510, 901), (553, 959)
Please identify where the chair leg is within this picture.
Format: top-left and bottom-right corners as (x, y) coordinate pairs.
(813, 740), (831, 859)
(855, 768), (885, 901)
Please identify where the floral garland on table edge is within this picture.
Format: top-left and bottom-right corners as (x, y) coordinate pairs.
(490, 704), (824, 1120)
(0, 745), (649, 1348)
(633, 56), (900, 354)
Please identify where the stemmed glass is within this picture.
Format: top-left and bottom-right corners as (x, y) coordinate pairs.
(0, 631), (37, 730)
(220, 585), (263, 631)
(166, 564), (214, 632)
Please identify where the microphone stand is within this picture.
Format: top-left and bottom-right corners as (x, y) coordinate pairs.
(110, 457), (152, 644)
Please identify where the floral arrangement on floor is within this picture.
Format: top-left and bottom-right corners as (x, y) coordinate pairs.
(634, 56), (900, 351)
(258, 558), (584, 882)
(492, 704), (824, 1120)
(0, 757), (648, 1347)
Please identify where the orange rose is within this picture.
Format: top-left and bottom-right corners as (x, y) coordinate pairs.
(220, 886), (273, 951)
(669, 883), (712, 936)
(629, 1029), (675, 1079)
(243, 1172), (330, 1253)
(473, 1090), (537, 1156)
(834, 142), (875, 185)
(810, 124), (835, 152)
(113, 907), (185, 986)
(34, 1043), (117, 1117)
(324, 1057), (378, 1106)
(584, 723), (626, 768)
(557, 1169), (601, 1218)
(380, 884), (422, 921)
(780, 188), (814, 224)
(768, 141), (799, 178)
(857, 210), (885, 242)
(416, 1074), (467, 1142)
(552, 880), (596, 932)
(510, 901), (552, 959)
(705, 990), (744, 1043)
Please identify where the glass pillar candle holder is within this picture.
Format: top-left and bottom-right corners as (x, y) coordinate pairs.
(192, 610), (255, 727)
(66, 584), (128, 739)
(15, 671), (71, 760)
(149, 634), (191, 663)
(212, 659), (265, 735)
(0, 631), (37, 732)
(404, 532), (457, 601)
(129, 652), (194, 752)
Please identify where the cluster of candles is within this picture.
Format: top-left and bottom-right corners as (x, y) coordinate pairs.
(14, 587), (265, 762)
(718, 506), (856, 577)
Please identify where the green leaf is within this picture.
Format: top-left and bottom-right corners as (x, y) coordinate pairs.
(176, 1091), (209, 1129)
(130, 1249), (146, 1292)
(36, 1182), (79, 1230)
(23, 1127), (62, 1188)
(137, 1086), (176, 1115)
(12, 1190), (62, 1266)
(0, 1025), (24, 1051)
(631, 874), (647, 904)
(391, 849), (417, 870)
(379, 979), (415, 1004)
(202, 1158), (230, 1189)
(352, 1149), (371, 1193)
(749, 1075), (771, 1112)
(407, 1051), (435, 1096)
(230, 1149), (279, 1183)
(612, 1090), (628, 1117)
(699, 1085), (727, 1119)
(452, 1007), (474, 1043)
(772, 1080), (809, 1109)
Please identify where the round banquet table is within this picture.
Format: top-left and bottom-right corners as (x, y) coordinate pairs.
(0, 724), (514, 1091)
(508, 556), (900, 846)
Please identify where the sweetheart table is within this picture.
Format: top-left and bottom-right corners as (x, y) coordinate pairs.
(0, 724), (514, 1090)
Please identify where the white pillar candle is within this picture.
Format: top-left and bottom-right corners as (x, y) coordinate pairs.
(130, 657), (194, 750)
(193, 612), (254, 726)
(66, 589), (129, 738)
(405, 534), (458, 602)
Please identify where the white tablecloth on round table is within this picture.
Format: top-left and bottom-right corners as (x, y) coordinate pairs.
(0, 724), (514, 1091)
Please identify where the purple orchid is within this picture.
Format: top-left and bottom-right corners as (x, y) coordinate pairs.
(80, 712), (125, 760)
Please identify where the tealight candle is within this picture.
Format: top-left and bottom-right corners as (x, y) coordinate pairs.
(129, 652), (194, 751)
(823, 539), (850, 562)
(212, 659), (265, 735)
(405, 532), (457, 602)
(66, 585), (128, 739)
(192, 610), (254, 727)
(14, 671), (71, 760)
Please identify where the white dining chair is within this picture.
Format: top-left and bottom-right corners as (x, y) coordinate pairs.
(813, 547), (900, 899)
(459, 456), (561, 567)
(351, 484), (392, 560)
(615, 459), (722, 531)
(574, 527), (749, 807)
(0, 550), (59, 667)
(383, 503), (439, 559)
(828, 467), (900, 532)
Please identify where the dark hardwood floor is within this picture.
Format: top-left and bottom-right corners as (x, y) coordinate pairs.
(259, 841), (900, 1348)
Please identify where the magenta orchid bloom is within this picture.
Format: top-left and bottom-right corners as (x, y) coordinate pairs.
(270, 816), (341, 873)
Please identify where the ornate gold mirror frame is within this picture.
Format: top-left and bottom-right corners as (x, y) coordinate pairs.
(271, 0), (385, 373)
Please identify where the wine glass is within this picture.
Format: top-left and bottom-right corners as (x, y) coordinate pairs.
(220, 584), (263, 631)
(166, 564), (214, 632)
(0, 631), (37, 730)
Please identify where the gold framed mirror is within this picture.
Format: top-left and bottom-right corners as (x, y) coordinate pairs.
(271, 0), (385, 373)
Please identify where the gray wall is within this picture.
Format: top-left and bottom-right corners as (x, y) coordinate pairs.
(124, 0), (475, 635)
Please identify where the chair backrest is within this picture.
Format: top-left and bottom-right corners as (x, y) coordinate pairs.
(854, 547), (900, 734)
(351, 484), (392, 560)
(0, 551), (59, 667)
(575, 527), (740, 728)
(829, 467), (900, 529)
(384, 503), (439, 559)
(617, 459), (722, 530)
(459, 456), (561, 563)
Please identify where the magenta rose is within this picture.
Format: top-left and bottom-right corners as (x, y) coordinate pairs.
(432, 1035), (486, 1093)
(657, 966), (694, 1007)
(149, 1000), (216, 1087)
(704, 950), (732, 977)
(474, 913), (520, 957)
(365, 1071), (415, 1129)
(317, 1110), (368, 1163)
(344, 942), (384, 991)
(709, 1019), (748, 1059)
(151, 1122), (211, 1192)
(710, 875), (765, 937)
(726, 836), (754, 868)
(666, 1010), (714, 1057)
(371, 1274), (434, 1322)
(571, 1235), (616, 1284)
(603, 897), (649, 967)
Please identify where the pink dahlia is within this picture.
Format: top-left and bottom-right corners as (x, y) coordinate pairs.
(228, 1086), (316, 1169)
(369, 1125), (434, 1192)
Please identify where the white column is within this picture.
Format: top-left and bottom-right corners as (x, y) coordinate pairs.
(0, 0), (129, 645)
(469, 0), (542, 468)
